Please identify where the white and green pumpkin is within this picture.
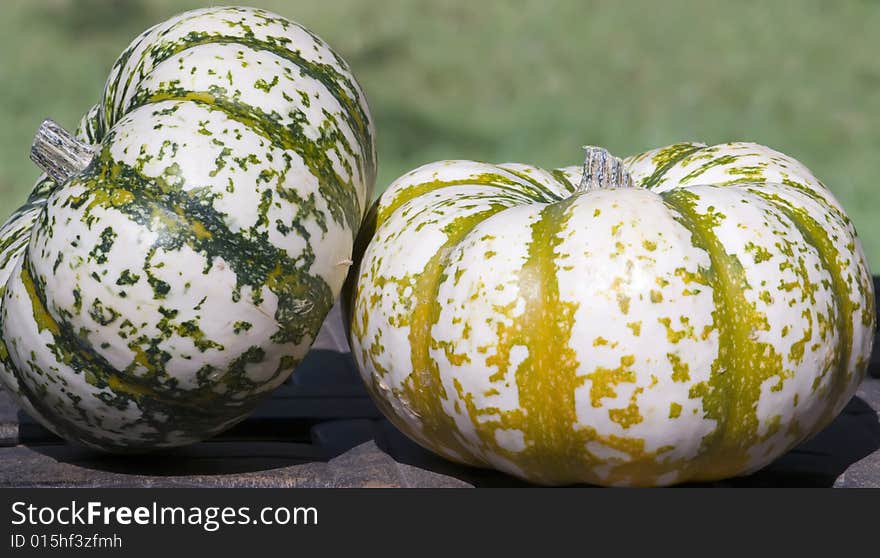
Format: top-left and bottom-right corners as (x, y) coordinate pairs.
(0, 7), (376, 451)
(347, 143), (874, 486)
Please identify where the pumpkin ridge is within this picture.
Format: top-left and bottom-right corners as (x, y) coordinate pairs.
(503, 196), (585, 483)
(425, 198), (586, 483)
(25, 176), (59, 206)
(676, 154), (741, 185)
(10, 153), (335, 441)
(103, 8), (214, 124)
(638, 143), (707, 191)
(377, 173), (544, 225)
(19, 249), (266, 407)
(495, 166), (563, 202)
(5, 260), (264, 451)
(104, 7), (255, 126)
(746, 186), (865, 431)
(70, 149), (336, 346)
(122, 93), (362, 235)
(397, 204), (514, 466)
(0, 218), (36, 270)
(76, 105), (105, 146)
(549, 168), (577, 194)
(110, 30), (373, 176)
(660, 187), (789, 480)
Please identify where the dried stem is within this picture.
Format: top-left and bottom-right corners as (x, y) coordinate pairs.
(30, 119), (94, 184)
(577, 146), (634, 192)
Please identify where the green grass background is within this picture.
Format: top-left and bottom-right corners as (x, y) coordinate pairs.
(2, 1), (879, 264)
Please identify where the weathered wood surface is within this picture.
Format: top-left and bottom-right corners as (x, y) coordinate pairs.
(1, 303), (879, 488)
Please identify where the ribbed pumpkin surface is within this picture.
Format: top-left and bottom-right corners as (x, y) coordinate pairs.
(348, 142), (873, 486)
(0, 7), (376, 450)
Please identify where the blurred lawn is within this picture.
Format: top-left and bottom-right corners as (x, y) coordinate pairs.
(2, 0), (879, 264)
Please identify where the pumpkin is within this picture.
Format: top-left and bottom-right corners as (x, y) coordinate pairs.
(0, 6), (376, 451)
(346, 142), (874, 486)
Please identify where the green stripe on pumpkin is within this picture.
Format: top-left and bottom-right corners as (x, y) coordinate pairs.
(107, 31), (374, 181)
(125, 91), (362, 235)
(59, 145), (334, 348)
(749, 187), (864, 432)
(662, 187), (789, 481)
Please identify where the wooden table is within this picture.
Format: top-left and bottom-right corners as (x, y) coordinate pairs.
(2, 304), (879, 488)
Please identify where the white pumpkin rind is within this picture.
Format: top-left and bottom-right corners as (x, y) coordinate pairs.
(348, 142), (873, 486)
(0, 7), (376, 451)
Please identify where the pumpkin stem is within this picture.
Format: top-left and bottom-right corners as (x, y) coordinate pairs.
(577, 146), (634, 192)
(30, 119), (95, 185)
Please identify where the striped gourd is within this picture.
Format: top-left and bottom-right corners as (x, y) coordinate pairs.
(347, 143), (873, 486)
(0, 7), (376, 451)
